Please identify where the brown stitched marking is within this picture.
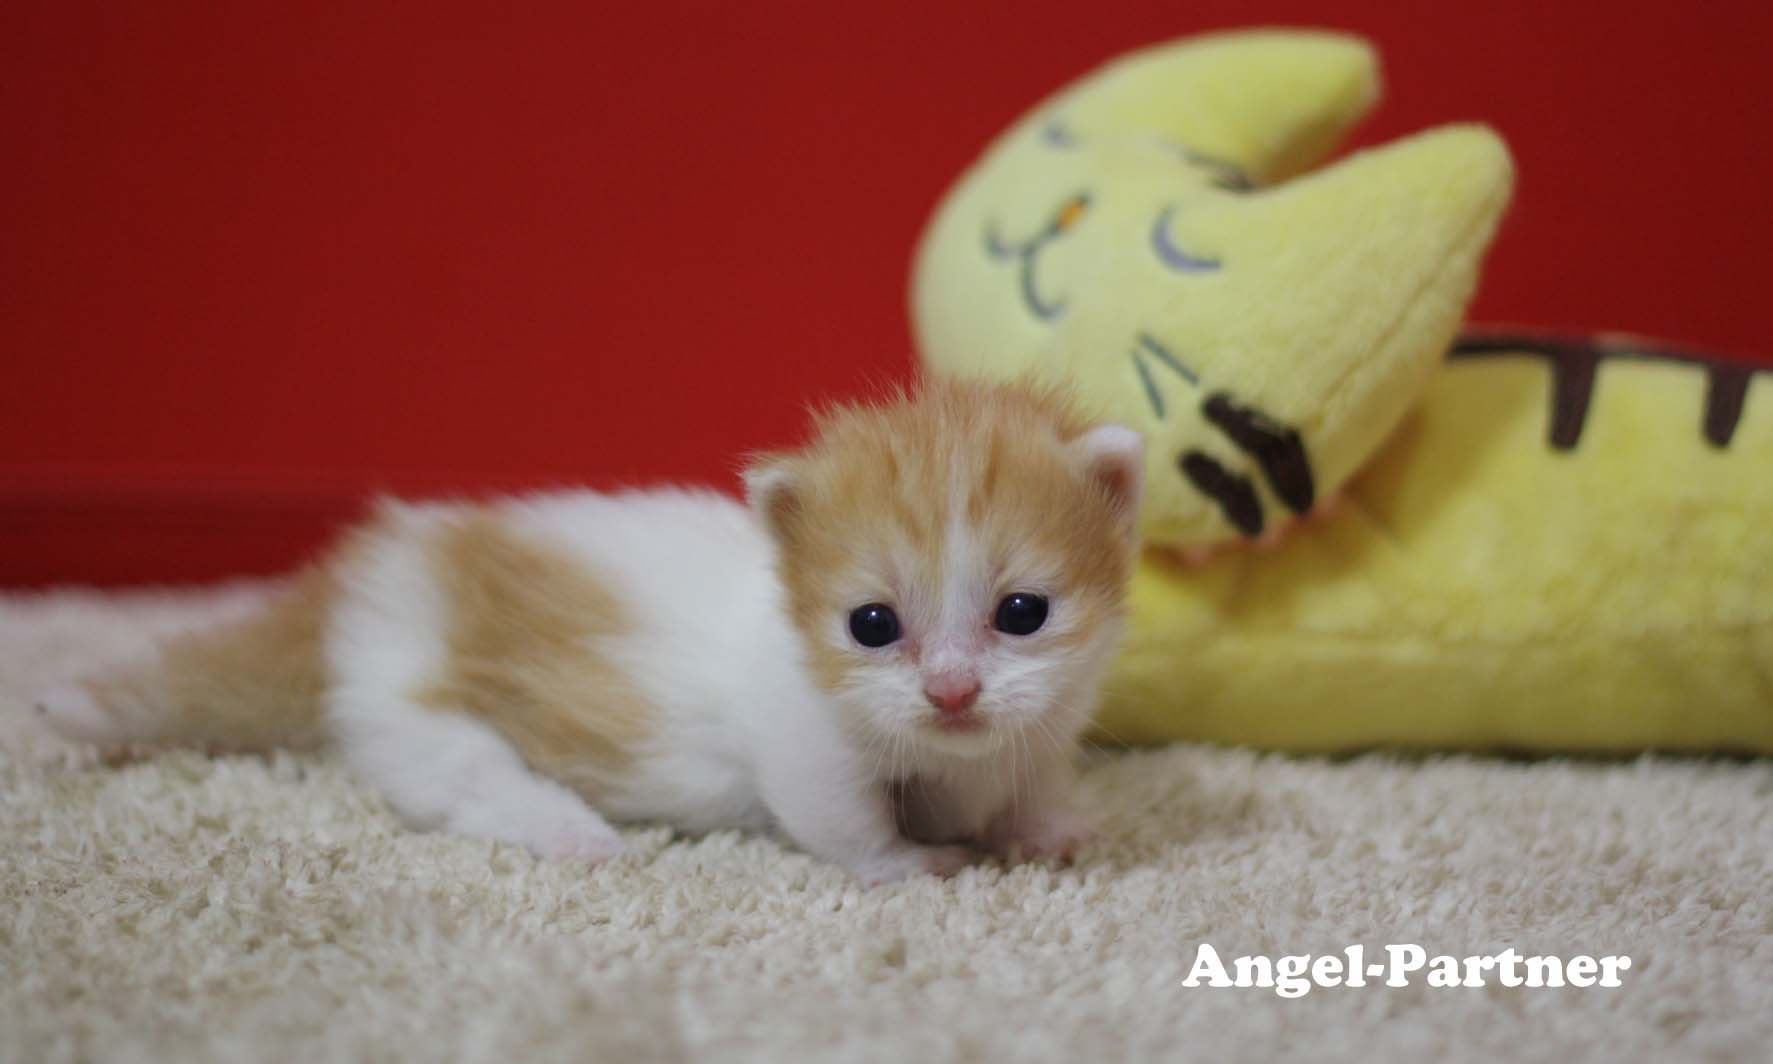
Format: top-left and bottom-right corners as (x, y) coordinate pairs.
(1451, 331), (1765, 451)
(1546, 347), (1601, 450)
(1201, 392), (1315, 514)
(1179, 450), (1263, 537)
(1704, 366), (1753, 448)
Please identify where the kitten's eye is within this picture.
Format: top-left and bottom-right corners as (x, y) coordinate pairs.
(994, 593), (1049, 636)
(848, 603), (901, 648)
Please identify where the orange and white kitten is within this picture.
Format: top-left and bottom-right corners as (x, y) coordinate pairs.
(35, 379), (1144, 883)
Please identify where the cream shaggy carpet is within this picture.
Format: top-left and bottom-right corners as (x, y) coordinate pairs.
(2, 585), (1769, 1063)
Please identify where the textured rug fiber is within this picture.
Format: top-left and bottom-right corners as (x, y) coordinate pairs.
(2, 586), (1769, 1062)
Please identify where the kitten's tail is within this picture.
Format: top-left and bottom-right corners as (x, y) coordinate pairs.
(32, 570), (334, 753)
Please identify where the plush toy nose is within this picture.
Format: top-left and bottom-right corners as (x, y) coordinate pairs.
(923, 675), (982, 716)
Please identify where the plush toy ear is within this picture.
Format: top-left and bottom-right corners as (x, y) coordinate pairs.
(742, 455), (801, 539)
(1059, 30), (1379, 182)
(1072, 424), (1145, 527)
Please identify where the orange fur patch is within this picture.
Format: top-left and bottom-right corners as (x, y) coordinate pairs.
(418, 514), (652, 794)
(87, 566), (335, 751)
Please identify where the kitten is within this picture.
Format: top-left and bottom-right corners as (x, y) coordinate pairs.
(34, 378), (1144, 883)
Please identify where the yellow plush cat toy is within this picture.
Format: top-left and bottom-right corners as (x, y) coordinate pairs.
(913, 30), (1773, 754)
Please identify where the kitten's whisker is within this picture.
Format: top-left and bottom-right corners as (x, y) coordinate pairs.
(1034, 717), (1068, 765)
(1045, 697), (1124, 754)
(1013, 725), (1033, 823)
(864, 728), (893, 783)
(1080, 711), (1130, 749)
(1073, 731), (1113, 758)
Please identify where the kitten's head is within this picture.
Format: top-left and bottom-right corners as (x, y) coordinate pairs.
(745, 378), (1143, 759)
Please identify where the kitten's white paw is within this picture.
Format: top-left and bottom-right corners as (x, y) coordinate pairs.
(849, 843), (976, 885)
(446, 788), (624, 865)
(996, 810), (1096, 863)
(30, 684), (116, 744)
(534, 822), (626, 865)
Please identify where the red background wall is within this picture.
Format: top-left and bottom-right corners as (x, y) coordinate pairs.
(4, 1), (1770, 586)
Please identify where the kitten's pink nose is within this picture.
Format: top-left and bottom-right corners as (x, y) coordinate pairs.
(923, 675), (982, 716)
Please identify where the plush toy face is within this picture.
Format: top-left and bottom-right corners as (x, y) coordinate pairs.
(913, 31), (1514, 548)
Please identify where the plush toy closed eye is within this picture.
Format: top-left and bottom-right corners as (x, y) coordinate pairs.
(913, 29), (1773, 754)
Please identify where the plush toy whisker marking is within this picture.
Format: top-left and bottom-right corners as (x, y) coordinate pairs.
(1137, 333), (1199, 385)
(1132, 351), (1166, 418)
(1130, 333), (1201, 420)
(1450, 331), (1767, 450)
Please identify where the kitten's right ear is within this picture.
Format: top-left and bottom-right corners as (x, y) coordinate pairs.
(742, 456), (800, 538)
(1071, 423), (1145, 526)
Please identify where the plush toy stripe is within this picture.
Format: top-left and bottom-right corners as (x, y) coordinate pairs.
(1452, 331), (1765, 450)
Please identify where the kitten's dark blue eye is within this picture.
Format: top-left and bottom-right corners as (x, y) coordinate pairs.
(994, 593), (1049, 636)
(848, 603), (901, 648)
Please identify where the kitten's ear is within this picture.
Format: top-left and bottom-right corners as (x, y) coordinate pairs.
(1072, 424), (1145, 525)
(742, 455), (801, 539)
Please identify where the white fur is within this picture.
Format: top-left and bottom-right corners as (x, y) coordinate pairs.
(322, 505), (625, 861)
(31, 684), (113, 743)
(316, 488), (1100, 883)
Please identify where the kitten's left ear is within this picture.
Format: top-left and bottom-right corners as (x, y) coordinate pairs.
(742, 454), (801, 539)
(1072, 424), (1145, 525)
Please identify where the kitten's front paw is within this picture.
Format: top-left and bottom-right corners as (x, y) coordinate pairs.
(994, 810), (1096, 863)
(848, 844), (976, 886)
(534, 822), (626, 865)
(30, 684), (115, 744)
(447, 793), (625, 866)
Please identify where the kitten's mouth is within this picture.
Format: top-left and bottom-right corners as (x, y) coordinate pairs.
(911, 712), (1005, 759)
(930, 713), (986, 735)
